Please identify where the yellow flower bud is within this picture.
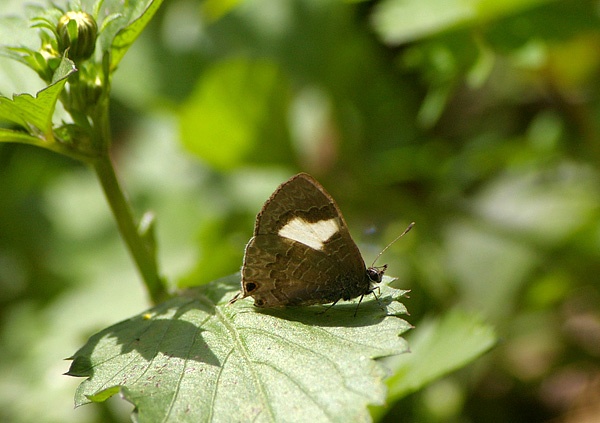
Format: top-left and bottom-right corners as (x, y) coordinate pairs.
(56, 11), (98, 61)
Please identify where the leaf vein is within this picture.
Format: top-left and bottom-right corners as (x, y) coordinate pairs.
(217, 308), (277, 422)
(207, 347), (235, 423)
(163, 317), (204, 422)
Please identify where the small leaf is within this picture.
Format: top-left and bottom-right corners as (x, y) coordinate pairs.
(0, 56), (75, 136)
(110, 0), (165, 68)
(67, 275), (411, 422)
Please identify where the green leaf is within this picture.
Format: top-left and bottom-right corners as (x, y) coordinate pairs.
(0, 128), (79, 158)
(67, 275), (411, 422)
(0, 129), (44, 144)
(0, 56), (75, 136)
(372, 0), (554, 45)
(109, 0), (164, 69)
(377, 309), (496, 410)
(179, 59), (290, 170)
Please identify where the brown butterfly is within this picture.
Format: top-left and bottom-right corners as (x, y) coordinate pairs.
(229, 173), (413, 310)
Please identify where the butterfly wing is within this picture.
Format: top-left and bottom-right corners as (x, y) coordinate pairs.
(237, 173), (370, 307)
(254, 174), (350, 235)
(242, 234), (369, 307)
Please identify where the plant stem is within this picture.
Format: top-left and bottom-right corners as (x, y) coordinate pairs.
(93, 155), (167, 304)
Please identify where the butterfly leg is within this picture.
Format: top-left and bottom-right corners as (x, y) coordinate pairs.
(227, 291), (242, 305)
(353, 287), (385, 316)
(370, 286), (386, 312)
(317, 298), (341, 315)
(353, 294), (366, 317)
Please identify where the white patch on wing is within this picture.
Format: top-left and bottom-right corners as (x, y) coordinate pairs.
(278, 217), (339, 250)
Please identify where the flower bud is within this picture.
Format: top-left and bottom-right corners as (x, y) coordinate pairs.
(56, 11), (97, 61)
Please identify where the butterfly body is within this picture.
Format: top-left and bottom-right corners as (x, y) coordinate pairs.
(231, 173), (386, 308)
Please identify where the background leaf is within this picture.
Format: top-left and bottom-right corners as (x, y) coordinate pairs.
(383, 309), (496, 401)
(179, 58), (291, 170)
(372, 0), (554, 44)
(67, 276), (411, 422)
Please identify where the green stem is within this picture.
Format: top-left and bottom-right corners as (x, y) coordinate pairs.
(85, 71), (167, 304)
(93, 155), (167, 304)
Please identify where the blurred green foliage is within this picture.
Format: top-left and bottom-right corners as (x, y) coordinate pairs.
(1, 0), (600, 422)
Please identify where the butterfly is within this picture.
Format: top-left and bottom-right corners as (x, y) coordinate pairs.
(229, 173), (413, 311)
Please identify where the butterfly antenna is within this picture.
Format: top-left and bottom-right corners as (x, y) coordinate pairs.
(370, 222), (415, 268)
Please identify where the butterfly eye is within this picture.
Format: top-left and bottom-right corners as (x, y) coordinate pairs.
(245, 282), (257, 292)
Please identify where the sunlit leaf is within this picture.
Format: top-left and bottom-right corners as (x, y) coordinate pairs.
(372, 0), (554, 45)
(67, 276), (411, 422)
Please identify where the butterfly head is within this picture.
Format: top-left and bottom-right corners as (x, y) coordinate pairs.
(366, 264), (387, 283)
